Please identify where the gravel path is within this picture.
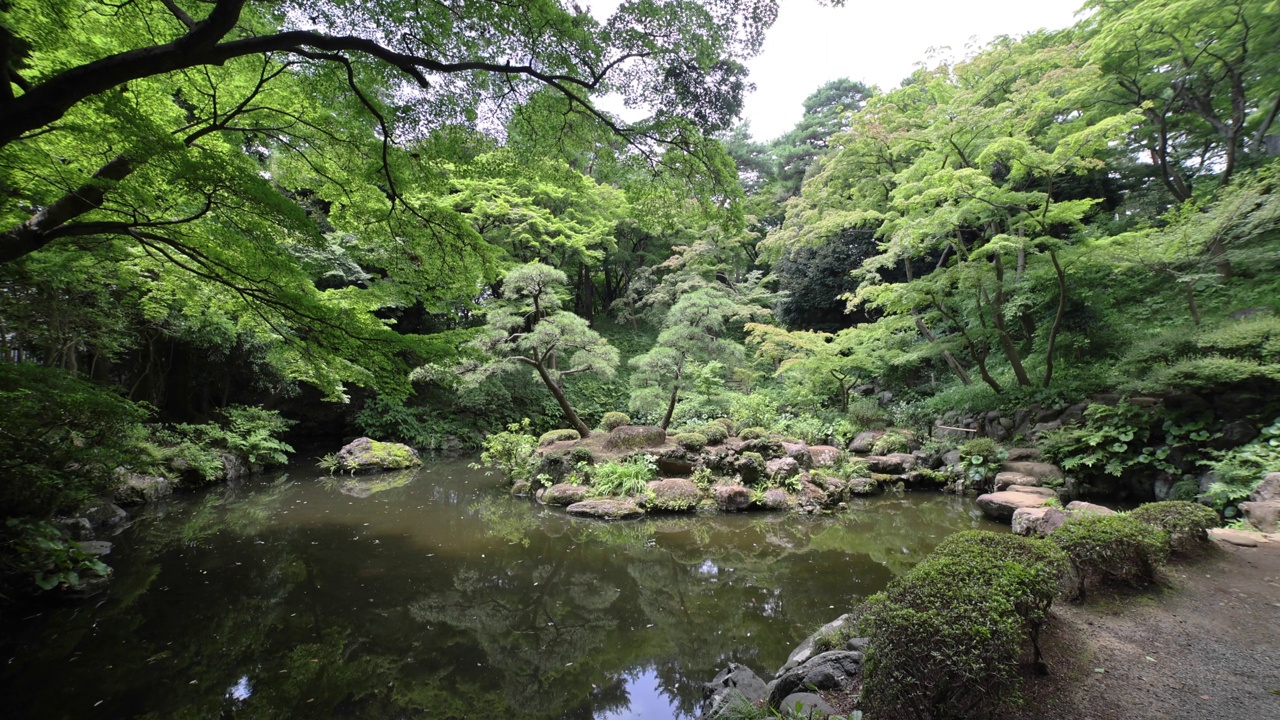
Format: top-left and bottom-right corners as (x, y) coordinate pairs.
(1017, 534), (1280, 720)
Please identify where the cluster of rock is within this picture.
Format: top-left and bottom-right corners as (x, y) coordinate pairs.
(700, 614), (865, 719)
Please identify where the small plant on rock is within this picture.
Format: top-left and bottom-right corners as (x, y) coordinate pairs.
(472, 419), (539, 483)
(871, 429), (912, 455)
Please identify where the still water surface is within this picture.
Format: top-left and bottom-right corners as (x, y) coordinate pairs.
(1, 460), (1001, 719)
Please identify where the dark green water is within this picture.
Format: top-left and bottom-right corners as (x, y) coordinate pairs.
(1, 460), (1001, 719)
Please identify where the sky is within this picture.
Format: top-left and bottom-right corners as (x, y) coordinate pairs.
(737, 0), (1087, 141)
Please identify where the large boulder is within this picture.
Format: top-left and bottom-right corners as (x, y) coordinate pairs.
(79, 501), (128, 531)
(775, 614), (856, 677)
(1011, 506), (1068, 537)
(976, 487), (1057, 521)
(646, 478), (703, 512)
(848, 430), (884, 454)
(656, 453), (697, 477)
(1066, 500), (1115, 515)
(114, 474), (173, 505)
(781, 442), (813, 469)
(537, 483), (589, 506)
(999, 461), (1064, 482)
(603, 425), (667, 450)
(865, 453), (916, 474)
(334, 437), (422, 473)
(808, 445), (842, 468)
(219, 451), (250, 482)
(993, 471), (1040, 491)
(1240, 501), (1280, 533)
(700, 663), (767, 720)
(1005, 447), (1042, 462)
(777, 693), (836, 718)
(1252, 473), (1280, 503)
(765, 456), (801, 480)
(566, 499), (645, 519)
(767, 651), (863, 707)
(756, 487), (790, 511)
(713, 485), (753, 512)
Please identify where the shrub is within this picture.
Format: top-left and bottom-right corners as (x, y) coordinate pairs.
(675, 432), (707, 452)
(711, 417), (736, 435)
(1051, 514), (1170, 600)
(871, 429), (913, 455)
(958, 436), (1007, 493)
(699, 423), (729, 445)
(538, 428), (581, 447)
(847, 396), (888, 431)
(590, 455), (657, 497)
(472, 419), (539, 483)
(737, 426), (768, 441)
(600, 411), (632, 432)
(859, 531), (1066, 720)
(1129, 501), (1219, 553)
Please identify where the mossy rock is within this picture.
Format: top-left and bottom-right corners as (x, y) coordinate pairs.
(603, 425), (667, 450)
(736, 452), (766, 486)
(333, 437), (422, 474)
(645, 478), (703, 512)
(538, 429), (581, 447)
(737, 426), (769, 441)
(600, 412), (632, 432)
(675, 432), (707, 452)
(700, 424), (729, 445)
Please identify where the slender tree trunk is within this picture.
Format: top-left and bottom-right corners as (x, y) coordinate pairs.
(660, 382), (680, 430)
(1042, 250), (1067, 388)
(914, 312), (972, 386)
(531, 362), (591, 437)
(989, 255), (1031, 386)
(1183, 279), (1201, 326)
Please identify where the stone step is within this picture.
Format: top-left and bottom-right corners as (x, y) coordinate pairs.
(1000, 461), (1064, 481)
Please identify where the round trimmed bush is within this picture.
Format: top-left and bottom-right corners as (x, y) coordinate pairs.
(538, 429), (581, 447)
(1051, 513), (1169, 600)
(737, 426), (768, 441)
(600, 412), (632, 432)
(1129, 500), (1219, 553)
(675, 432), (707, 452)
(711, 417), (735, 435)
(699, 424), (729, 445)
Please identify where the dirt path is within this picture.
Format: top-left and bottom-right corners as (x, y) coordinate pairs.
(1019, 533), (1280, 720)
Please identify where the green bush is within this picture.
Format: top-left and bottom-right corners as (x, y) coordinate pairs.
(711, 417), (736, 435)
(590, 455), (657, 497)
(847, 396), (889, 431)
(675, 432), (707, 452)
(600, 411), (632, 432)
(699, 423), (729, 444)
(472, 419), (539, 483)
(859, 531), (1066, 720)
(1129, 501), (1219, 553)
(872, 429), (912, 455)
(737, 426), (768, 441)
(538, 428), (581, 446)
(1051, 514), (1169, 600)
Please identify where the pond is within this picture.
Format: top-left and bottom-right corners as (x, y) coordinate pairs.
(0, 460), (1003, 719)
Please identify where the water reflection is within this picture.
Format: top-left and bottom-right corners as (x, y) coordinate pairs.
(0, 460), (1001, 719)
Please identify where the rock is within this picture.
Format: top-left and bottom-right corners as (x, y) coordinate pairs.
(334, 437), (422, 473)
(767, 651), (863, 707)
(846, 477), (878, 495)
(1066, 500), (1115, 515)
(1000, 461), (1064, 482)
(511, 480), (532, 496)
(537, 483), (589, 506)
(219, 451), (249, 482)
(994, 471), (1041, 490)
(808, 445), (842, 468)
(865, 453), (916, 474)
(646, 478), (703, 512)
(80, 501), (128, 530)
(878, 390), (894, 405)
(757, 487), (790, 511)
(1011, 506), (1068, 537)
(1229, 306), (1272, 320)
(1251, 473), (1280, 503)
(52, 517), (94, 541)
(1210, 528), (1259, 547)
(657, 454), (697, 477)
(603, 425), (667, 450)
(1239, 501), (1280, 533)
(848, 430), (884, 454)
(1128, 396), (1161, 408)
(114, 474), (173, 505)
(777, 692), (836, 718)
(976, 488), (1056, 521)
(782, 442), (813, 468)
(75, 540), (113, 556)
(713, 485), (753, 512)
(942, 450), (963, 467)
(765, 456), (801, 479)
(800, 481), (829, 508)
(700, 663), (767, 720)
(776, 614), (855, 676)
(1004, 448), (1042, 462)
(1030, 420), (1062, 438)
(565, 499), (645, 519)
(1212, 420), (1260, 450)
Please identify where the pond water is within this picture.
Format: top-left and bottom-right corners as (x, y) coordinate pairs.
(1, 460), (1002, 719)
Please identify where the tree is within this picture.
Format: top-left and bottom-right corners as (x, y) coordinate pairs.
(630, 288), (744, 429)
(462, 262), (619, 437)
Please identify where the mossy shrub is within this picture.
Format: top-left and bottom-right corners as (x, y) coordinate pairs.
(859, 531), (1065, 720)
(699, 423), (729, 445)
(1051, 513), (1170, 600)
(675, 432), (707, 452)
(737, 426), (768, 441)
(568, 446), (596, 465)
(1128, 500), (1219, 553)
(538, 429), (581, 447)
(711, 417), (736, 435)
(959, 436), (999, 460)
(600, 412), (632, 432)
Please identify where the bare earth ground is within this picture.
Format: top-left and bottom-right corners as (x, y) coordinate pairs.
(1009, 534), (1280, 720)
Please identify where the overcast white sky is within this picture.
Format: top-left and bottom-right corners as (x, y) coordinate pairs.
(741, 0), (1087, 140)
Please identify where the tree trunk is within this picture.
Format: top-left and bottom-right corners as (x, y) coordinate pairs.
(532, 362), (591, 438)
(989, 255), (1031, 386)
(1183, 279), (1201, 326)
(1042, 250), (1067, 388)
(660, 382), (680, 430)
(914, 312), (972, 386)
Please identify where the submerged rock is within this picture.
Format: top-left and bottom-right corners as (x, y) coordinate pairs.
(334, 438), (422, 474)
(537, 483), (589, 506)
(566, 498), (645, 519)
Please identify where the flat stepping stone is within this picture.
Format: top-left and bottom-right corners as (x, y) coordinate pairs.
(1210, 528), (1260, 547)
(977, 488), (1057, 521)
(1066, 500), (1115, 515)
(1000, 461), (1064, 481)
(995, 471), (1041, 490)
(566, 499), (644, 519)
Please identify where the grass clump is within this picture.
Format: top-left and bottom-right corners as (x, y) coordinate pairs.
(858, 531), (1066, 720)
(600, 412), (632, 432)
(1128, 500), (1219, 553)
(1050, 513), (1169, 600)
(538, 428), (581, 446)
(589, 455), (657, 498)
(737, 426), (768, 441)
